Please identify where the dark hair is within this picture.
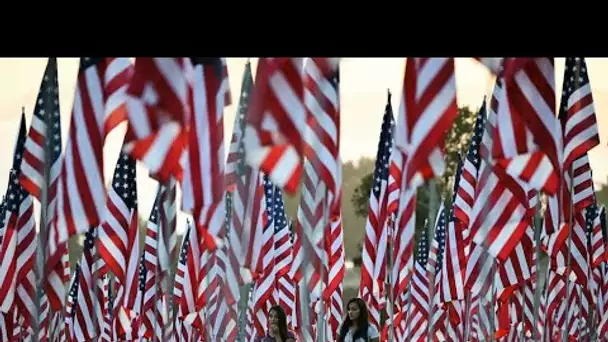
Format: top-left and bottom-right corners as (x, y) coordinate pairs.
(269, 305), (289, 340)
(338, 298), (369, 342)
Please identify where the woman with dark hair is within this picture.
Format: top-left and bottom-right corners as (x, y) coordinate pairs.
(254, 305), (296, 342)
(337, 298), (380, 342)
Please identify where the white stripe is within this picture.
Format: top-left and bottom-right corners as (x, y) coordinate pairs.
(193, 67), (214, 207)
(416, 58), (448, 101)
(72, 89), (105, 220)
(410, 76), (455, 157)
(513, 67), (559, 149)
(269, 65), (307, 134)
(156, 58), (189, 109)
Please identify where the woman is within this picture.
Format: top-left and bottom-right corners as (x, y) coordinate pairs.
(254, 305), (296, 342)
(337, 298), (380, 342)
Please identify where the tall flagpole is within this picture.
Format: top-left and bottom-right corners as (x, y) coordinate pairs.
(34, 58), (58, 342)
(387, 213), (396, 342)
(317, 188), (329, 342)
(532, 193), (542, 340)
(562, 58), (582, 342)
(426, 180), (438, 342)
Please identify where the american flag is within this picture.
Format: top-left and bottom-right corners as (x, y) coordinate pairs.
(123, 57), (191, 182)
(0, 113), (37, 331)
(73, 229), (104, 341)
(324, 194), (345, 342)
(0, 197), (5, 235)
(302, 57), (341, 208)
(174, 224), (205, 341)
(173, 225), (189, 340)
(175, 220), (205, 337)
(105, 154), (140, 339)
(47, 57), (133, 278)
(97, 151), (138, 284)
(228, 64), (266, 282)
(251, 176), (277, 336)
(492, 72), (559, 196)
(589, 204), (604, 267)
(207, 200), (239, 341)
(218, 192), (243, 309)
(159, 178), (178, 278)
(406, 227), (430, 340)
(64, 265), (79, 341)
(99, 276), (113, 342)
(225, 60), (253, 191)
(453, 100), (486, 229)
(559, 57), (599, 170)
(500, 58), (561, 196)
(141, 195), (164, 341)
(20, 57), (62, 200)
(469, 82), (531, 262)
(427, 203), (448, 339)
(441, 156), (467, 303)
(244, 58), (306, 194)
(359, 92), (394, 331)
(394, 57), (458, 190)
(272, 188), (296, 328)
(289, 159), (327, 300)
(17, 58), (69, 313)
(181, 58), (230, 251)
(392, 57), (457, 312)
(595, 208), (608, 338)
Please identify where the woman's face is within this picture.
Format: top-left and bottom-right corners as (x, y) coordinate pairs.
(269, 309), (279, 326)
(347, 302), (360, 321)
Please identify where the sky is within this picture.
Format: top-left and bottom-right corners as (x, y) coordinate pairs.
(1, 57), (608, 237)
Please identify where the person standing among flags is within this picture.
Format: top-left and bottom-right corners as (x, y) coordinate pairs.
(337, 298), (380, 342)
(253, 305), (296, 342)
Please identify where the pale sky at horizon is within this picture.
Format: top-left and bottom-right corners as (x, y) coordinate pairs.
(1, 57), (608, 236)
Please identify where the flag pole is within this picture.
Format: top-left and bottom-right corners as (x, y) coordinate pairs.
(163, 182), (177, 340)
(562, 57), (582, 342)
(238, 282), (252, 341)
(152, 187), (162, 340)
(426, 180), (438, 342)
(33, 102), (47, 342)
(34, 58), (58, 342)
(463, 292), (472, 341)
(387, 213), (396, 342)
(532, 193), (542, 340)
(317, 187), (329, 342)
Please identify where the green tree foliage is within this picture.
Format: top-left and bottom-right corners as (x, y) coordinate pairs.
(596, 178), (608, 209)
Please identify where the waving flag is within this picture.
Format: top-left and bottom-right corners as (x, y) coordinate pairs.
(244, 58), (306, 194)
(359, 92), (394, 330)
(97, 151), (138, 284)
(48, 57), (133, 277)
(0, 113), (37, 332)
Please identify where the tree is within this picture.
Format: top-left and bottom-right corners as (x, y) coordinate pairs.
(596, 177), (608, 209)
(351, 105), (480, 263)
